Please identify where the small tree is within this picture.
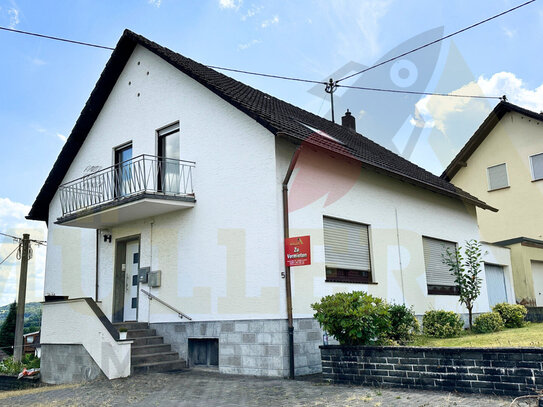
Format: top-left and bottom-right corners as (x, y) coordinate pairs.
(442, 240), (483, 329)
(0, 302), (17, 355)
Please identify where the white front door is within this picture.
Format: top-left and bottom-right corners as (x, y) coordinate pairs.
(532, 261), (543, 307)
(485, 263), (508, 308)
(124, 241), (140, 321)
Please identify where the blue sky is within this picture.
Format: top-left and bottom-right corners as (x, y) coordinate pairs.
(0, 0), (542, 305)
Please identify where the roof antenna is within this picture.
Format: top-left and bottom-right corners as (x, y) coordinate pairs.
(325, 78), (338, 123)
(501, 95), (508, 102)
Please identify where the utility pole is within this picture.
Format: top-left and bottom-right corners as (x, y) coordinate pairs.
(325, 78), (338, 123)
(13, 233), (29, 362)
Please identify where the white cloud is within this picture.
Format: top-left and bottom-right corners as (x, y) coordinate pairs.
(56, 133), (67, 142)
(8, 7), (19, 28)
(261, 15), (279, 28)
(502, 27), (516, 38)
(0, 198), (46, 306)
(219, 0), (242, 10)
(241, 5), (262, 21)
(148, 0), (161, 7)
(412, 72), (543, 134)
(237, 39), (261, 51)
(28, 57), (46, 66)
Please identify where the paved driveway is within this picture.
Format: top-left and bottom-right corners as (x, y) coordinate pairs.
(0, 369), (537, 407)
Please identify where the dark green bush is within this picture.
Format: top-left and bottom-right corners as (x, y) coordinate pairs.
(472, 312), (504, 333)
(387, 303), (419, 344)
(311, 291), (391, 345)
(492, 303), (527, 328)
(422, 310), (464, 338)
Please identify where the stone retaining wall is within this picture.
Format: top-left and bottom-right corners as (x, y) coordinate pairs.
(321, 345), (543, 397)
(0, 375), (40, 391)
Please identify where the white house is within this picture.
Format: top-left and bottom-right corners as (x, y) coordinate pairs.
(28, 30), (513, 384)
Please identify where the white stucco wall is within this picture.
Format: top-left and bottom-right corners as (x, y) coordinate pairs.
(277, 140), (493, 316)
(45, 45), (284, 322)
(41, 299), (131, 379)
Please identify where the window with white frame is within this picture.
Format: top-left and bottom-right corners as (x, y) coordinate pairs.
(487, 163), (509, 191)
(530, 153), (543, 181)
(423, 236), (459, 295)
(323, 216), (372, 283)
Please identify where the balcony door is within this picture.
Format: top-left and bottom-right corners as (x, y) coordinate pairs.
(158, 123), (180, 194)
(115, 143), (133, 198)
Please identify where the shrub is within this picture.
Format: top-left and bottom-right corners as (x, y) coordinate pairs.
(422, 310), (464, 338)
(311, 291), (391, 345)
(387, 303), (419, 344)
(472, 312), (504, 333)
(492, 303), (527, 328)
(0, 354), (39, 376)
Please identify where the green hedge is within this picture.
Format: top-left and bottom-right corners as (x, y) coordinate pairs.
(422, 310), (464, 338)
(473, 312), (504, 333)
(492, 303), (527, 328)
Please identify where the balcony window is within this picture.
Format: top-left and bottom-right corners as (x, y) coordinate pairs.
(158, 122), (181, 194)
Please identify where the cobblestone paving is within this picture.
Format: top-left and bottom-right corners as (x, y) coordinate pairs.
(0, 369), (538, 407)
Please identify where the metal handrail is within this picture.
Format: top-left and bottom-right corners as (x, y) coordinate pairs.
(58, 154), (195, 216)
(140, 288), (192, 320)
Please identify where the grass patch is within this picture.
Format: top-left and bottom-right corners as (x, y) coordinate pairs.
(411, 322), (543, 347)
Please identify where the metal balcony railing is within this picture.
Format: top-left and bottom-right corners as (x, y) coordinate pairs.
(59, 154), (195, 217)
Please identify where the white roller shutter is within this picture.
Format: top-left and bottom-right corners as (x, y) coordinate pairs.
(487, 163), (509, 190)
(530, 153), (543, 181)
(423, 237), (456, 286)
(323, 217), (371, 271)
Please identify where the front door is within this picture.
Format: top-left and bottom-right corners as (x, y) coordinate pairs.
(485, 263), (508, 308)
(532, 261), (543, 307)
(113, 238), (140, 323)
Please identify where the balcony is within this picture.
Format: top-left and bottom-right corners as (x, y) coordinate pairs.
(57, 154), (195, 228)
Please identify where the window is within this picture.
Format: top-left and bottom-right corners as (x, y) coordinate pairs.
(323, 216), (372, 283)
(487, 163), (509, 191)
(423, 237), (459, 295)
(157, 122), (180, 193)
(114, 143), (133, 198)
(530, 153), (543, 181)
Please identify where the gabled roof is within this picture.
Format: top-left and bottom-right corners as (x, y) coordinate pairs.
(27, 29), (495, 221)
(442, 101), (543, 181)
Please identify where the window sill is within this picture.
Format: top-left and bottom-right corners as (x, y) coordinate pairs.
(487, 185), (510, 192)
(325, 279), (377, 285)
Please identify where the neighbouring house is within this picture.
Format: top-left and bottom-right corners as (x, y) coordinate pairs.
(23, 331), (40, 358)
(27, 30), (512, 383)
(443, 101), (543, 306)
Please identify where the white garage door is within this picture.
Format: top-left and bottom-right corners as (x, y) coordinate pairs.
(485, 263), (508, 308)
(532, 261), (543, 307)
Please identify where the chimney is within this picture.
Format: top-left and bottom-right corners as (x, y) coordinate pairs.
(341, 109), (356, 131)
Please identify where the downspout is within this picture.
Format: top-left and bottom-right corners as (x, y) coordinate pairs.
(282, 144), (303, 379)
(95, 229), (99, 301)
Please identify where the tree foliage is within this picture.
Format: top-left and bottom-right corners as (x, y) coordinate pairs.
(0, 302), (17, 356)
(442, 240), (483, 329)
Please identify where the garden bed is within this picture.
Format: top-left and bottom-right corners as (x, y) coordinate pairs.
(0, 374), (40, 391)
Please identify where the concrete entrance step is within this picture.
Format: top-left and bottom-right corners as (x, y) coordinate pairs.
(131, 351), (179, 365)
(127, 328), (157, 338)
(131, 343), (171, 356)
(113, 321), (149, 331)
(130, 336), (164, 346)
(132, 359), (188, 375)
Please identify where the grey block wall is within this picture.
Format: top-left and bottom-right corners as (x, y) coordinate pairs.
(151, 317), (325, 377)
(41, 344), (106, 384)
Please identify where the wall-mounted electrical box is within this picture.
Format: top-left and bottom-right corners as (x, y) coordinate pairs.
(148, 270), (161, 288)
(138, 267), (150, 284)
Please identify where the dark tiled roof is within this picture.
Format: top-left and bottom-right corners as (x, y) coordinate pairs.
(27, 30), (495, 221)
(442, 101), (543, 181)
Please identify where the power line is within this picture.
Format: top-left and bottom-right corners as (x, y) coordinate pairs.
(0, 232), (46, 246)
(337, 0), (536, 83)
(336, 84), (504, 100)
(0, 26), (114, 50)
(206, 65), (326, 85)
(0, 244), (21, 267)
(0, 232), (20, 241)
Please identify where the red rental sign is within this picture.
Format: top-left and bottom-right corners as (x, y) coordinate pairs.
(285, 235), (311, 267)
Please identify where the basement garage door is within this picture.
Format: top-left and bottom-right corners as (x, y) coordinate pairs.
(485, 263), (508, 308)
(532, 261), (543, 307)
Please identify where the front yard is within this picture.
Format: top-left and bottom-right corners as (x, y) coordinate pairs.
(412, 322), (543, 348)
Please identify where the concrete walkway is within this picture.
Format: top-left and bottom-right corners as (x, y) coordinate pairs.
(0, 369), (536, 407)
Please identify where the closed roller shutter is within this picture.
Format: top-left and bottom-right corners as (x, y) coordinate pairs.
(323, 217), (370, 271)
(423, 237), (456, 286)
(487, 163), (509, 190)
